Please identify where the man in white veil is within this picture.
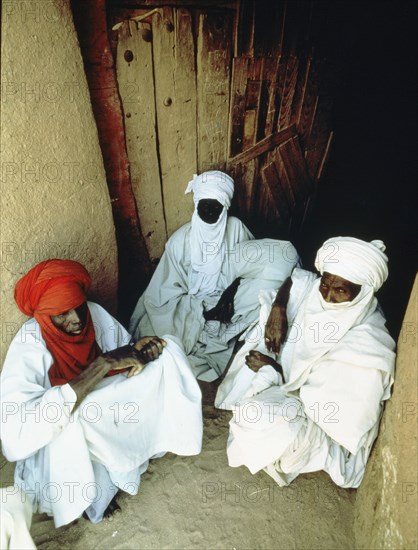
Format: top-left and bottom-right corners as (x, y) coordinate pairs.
(216, 237), (396, 488)
(129, 171), (299, 381)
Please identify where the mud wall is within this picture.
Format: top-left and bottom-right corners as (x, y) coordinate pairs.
(1, 0), (118, 365)
(354, 274), (418, 549)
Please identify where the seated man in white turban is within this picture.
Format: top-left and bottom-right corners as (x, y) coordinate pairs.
(129, 170), (299, 381)
(215, 237), (396, 488)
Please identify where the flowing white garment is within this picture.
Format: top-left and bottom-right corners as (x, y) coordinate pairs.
(216, 268), (396, 488)
(185, 170), (235, 296)
(1, 303), (203, 527)
(0, 487), (36, 550)
(129, 218), (299, 381)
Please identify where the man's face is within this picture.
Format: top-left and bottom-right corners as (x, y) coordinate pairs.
(319, 272), (361, 303)
(50, 302), (88, 335)
(197, 199), (223, 224)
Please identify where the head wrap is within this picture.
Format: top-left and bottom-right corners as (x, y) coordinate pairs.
(185, 171), (234, 208)
(184, 171), (235, 296)
(314, 237), (389, 292)
(14, 259), (102, 386)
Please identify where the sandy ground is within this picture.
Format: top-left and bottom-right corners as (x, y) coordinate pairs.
(1, 383), (355, 550)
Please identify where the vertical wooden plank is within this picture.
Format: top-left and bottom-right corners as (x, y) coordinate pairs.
(197, 11), (232, 173)
(263, 56), (280, 137)
(262, 156), (291, 221)
(229, 57), (249, 157)
(236, 0), (255, 57)
(279, 136), (312, 202)
(274, 145), (296, 209)
(277, 136), (313, 237)
(242, 58), (264, 212)
(116, 20), (167, 260)
(305, 93), (334, 179)
(272, 55), (288, 133)
(316, 130), (334, 180)
(290, 53), (309, 127)
(153, 7), (197, 236)
(297, 57), (320, 150)
(277, 54), (299, 130)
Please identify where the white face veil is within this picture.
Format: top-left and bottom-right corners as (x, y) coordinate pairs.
(184, 171), (234, 296)
(283, 237), (389, 390)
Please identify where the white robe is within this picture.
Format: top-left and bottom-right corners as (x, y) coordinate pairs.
(129, 217), (299, 381)
(215, 269), (396, 488)
(0, 487), (36, 550)
(0, 302), (202, 527)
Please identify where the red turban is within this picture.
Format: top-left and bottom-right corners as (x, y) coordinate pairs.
(14, 259), (103, 386)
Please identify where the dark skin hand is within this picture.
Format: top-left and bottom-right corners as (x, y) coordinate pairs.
(265, 277), (292, 354)
(245, 350), (285, 381)
(203, 277), (242, 324)
(69, 336), (166, 409)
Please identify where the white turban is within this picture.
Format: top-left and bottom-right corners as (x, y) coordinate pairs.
(315, 237), (389, 292)
(185, 171), (234, 208)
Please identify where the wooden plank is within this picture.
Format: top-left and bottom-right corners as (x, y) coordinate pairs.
(297, 57), (320, 149)
(273, 149), (296, 208)
(228, 124), (297, 166)
(262, 156), (291, 221)
(242, 68), (263, 150)
(277, 54), (299, 130)
(152, 7), (197, 236)
(290, 53), (309, 127)
(240, 57), (269, 215)
(116, 20), (167, 260)
(279, 136), (312, 202)
(243, 108), (258, 150)
(272, 55), (288, 133)
(263, 56), (280, 137)
(229, 57), (249, 157)
(229, 161), (257, 220)
(197, 11), (233, 172)
(316, 130), (334, 180)
(305, 92), (333, 150)
(243, 57), (264, 151)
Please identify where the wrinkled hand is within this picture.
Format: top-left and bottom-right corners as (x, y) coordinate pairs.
(133, 336), (166, 364)
(203, 277), (242, 324)
(102, 337), (166, 378)
(245, 350), (284, 379)
(265, 304), (288, 354)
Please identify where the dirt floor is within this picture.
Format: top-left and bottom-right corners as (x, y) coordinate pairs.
(1, 383), (356, 550)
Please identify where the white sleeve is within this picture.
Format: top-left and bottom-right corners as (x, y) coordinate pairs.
(0, 326), (78, 462)
(1, 306), (132, 463)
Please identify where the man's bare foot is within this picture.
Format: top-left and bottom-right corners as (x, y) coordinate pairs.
(103, 496), (121, 522)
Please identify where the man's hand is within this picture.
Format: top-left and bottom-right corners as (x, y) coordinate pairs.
(245, 350), (284, 379)
(265, 304), (288, 354)
(203, 277), (242, 324)
(133, 336), (166, 361)
(103, 337), (166, 378)
(69, 337), (166, 408)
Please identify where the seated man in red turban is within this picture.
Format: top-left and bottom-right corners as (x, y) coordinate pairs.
(1, 260), (202, 528)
